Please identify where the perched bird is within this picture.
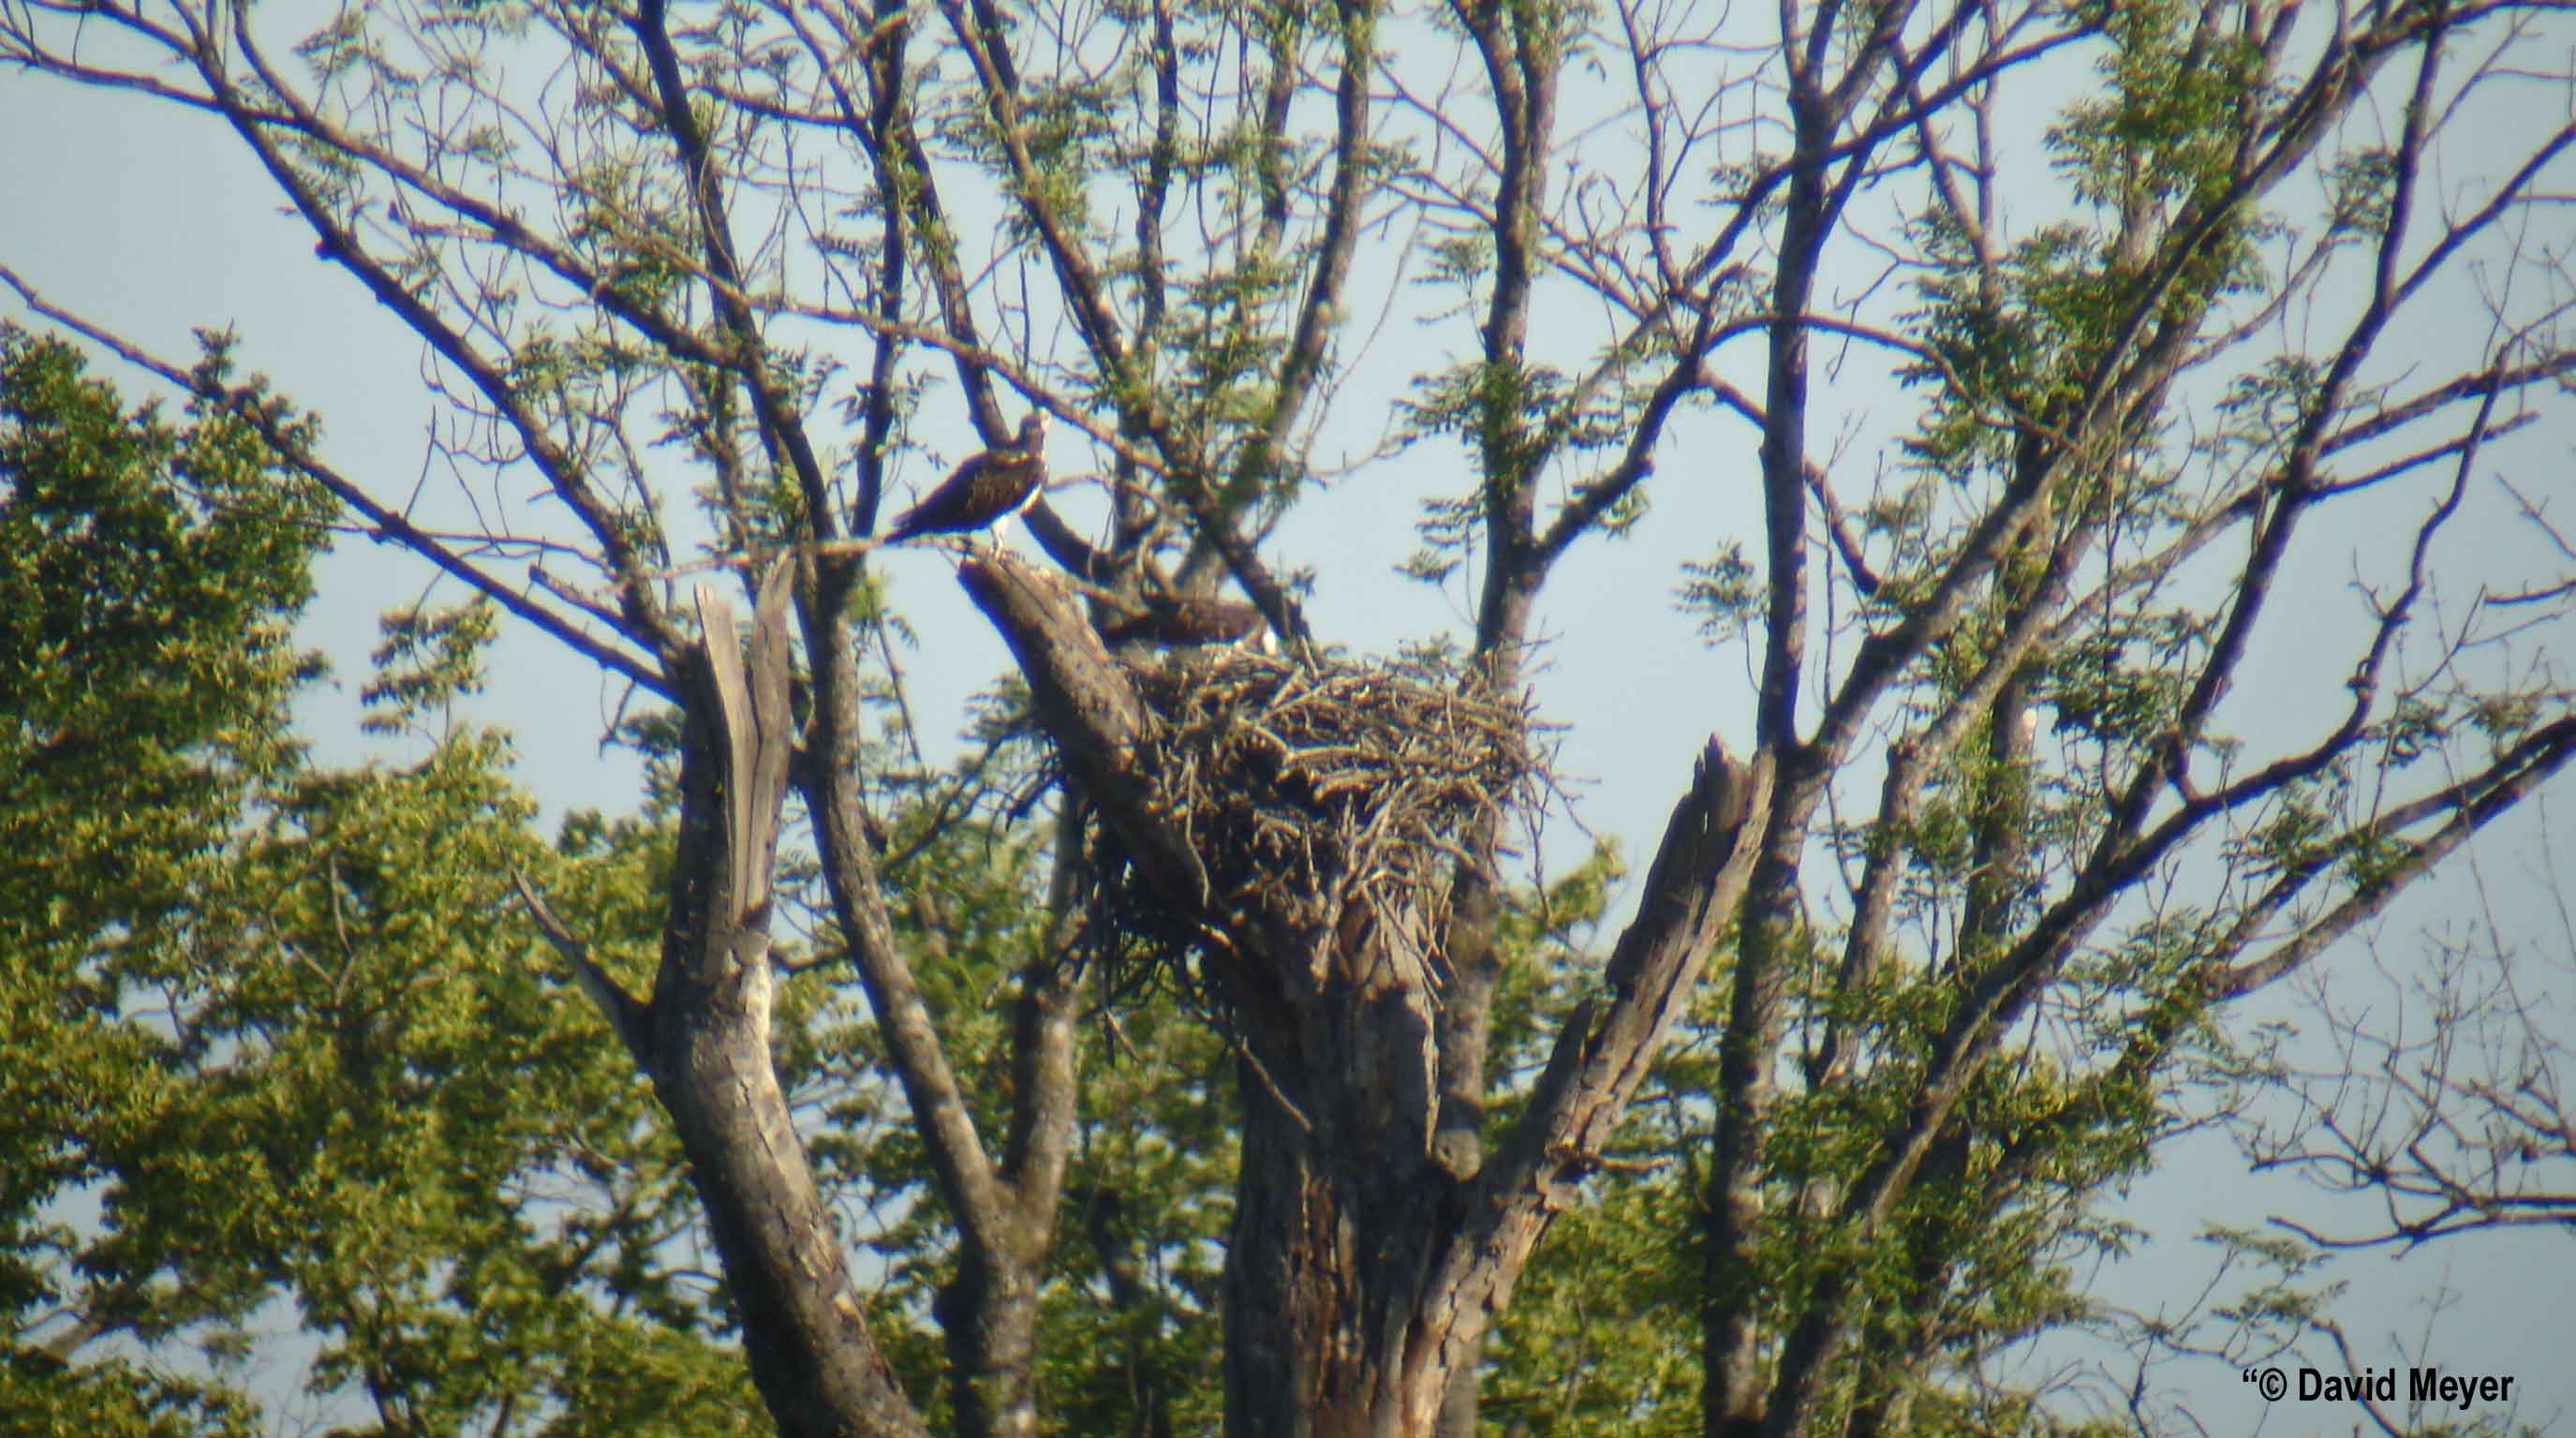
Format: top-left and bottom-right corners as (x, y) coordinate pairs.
(881, 411), (1049, 548)
(1100, 595), (1278, 655)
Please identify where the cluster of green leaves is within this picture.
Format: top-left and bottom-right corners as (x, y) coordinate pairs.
(1033, 1001), (1236, 1437)
(0, 326), (326, 959)
(0, 333), (760, 1438)
(1619, 12), (2358, 1416)
(1399, 356), (1645, 585)
(1452, 841), (2169, 1437)
(1911, 4), (2271, 481)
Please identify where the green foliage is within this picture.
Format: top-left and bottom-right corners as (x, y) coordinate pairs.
(1678, 542), (1761, 648)
(7, 0), (2562, 1428)
(1484, 1164), (1704, 1436)
(73, 741), (761, 1438)
(2051, 1), (2265, 218)
(2, 329), (334, 1431)
(1036, 1001), (1236, 1438)
(784, 789), (1243, 1431)
(1474, 843), (1730, 1435)
(1399, 356), (1642, 583)
(362, 602), (502, 737)
(0, 334), (761, 1436)
(1906, 6), (2271, 490)
(0, 325), (329, 960)
(0, 1349), (262, 1438)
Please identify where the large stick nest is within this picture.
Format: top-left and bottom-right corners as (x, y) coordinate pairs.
(1078, 649), (1544, 1013)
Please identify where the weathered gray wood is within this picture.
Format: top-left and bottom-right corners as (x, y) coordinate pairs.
(641, 574), (926, 1438)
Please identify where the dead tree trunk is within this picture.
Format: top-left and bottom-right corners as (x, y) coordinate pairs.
(651, 571), (927, 1438)
(962, 554), (1769, 1438)
(523, 567), (927, 1438)
(1220, 904), (1455, 1438)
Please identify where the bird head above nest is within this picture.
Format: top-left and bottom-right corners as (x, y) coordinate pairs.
(1102, 596), (1277, 655)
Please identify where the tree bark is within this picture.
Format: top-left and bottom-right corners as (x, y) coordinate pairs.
(1220, 906), (1454, 1438)
(964, 550), (1769, 1437)
(649, 571), (925, 1438)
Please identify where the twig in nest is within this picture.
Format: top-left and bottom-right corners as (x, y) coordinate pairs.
(1231, 1036), (1314, 1135)
(1074, 649), (1550, 1016)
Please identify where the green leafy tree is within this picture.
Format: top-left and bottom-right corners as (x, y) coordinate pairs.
(2, 324), (325, 1435)
(4, 1), (2572, 1435)
(0, 333), (769, 1436)
(0, 323), (323, 976)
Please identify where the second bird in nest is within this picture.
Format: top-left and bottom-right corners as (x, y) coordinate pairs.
(1102, 595), (1278, 655)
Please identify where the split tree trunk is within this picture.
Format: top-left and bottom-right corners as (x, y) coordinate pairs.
(648, 571), (927, 1438)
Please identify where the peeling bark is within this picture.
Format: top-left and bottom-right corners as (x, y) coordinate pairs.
(650, 570), (926, 1438)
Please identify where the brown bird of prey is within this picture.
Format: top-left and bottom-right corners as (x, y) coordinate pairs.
(881, 411), (1049, 548)
(1101, 595), (1278, 654)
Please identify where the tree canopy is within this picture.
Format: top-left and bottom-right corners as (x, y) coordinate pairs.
(3, 1), (2572, 1435)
